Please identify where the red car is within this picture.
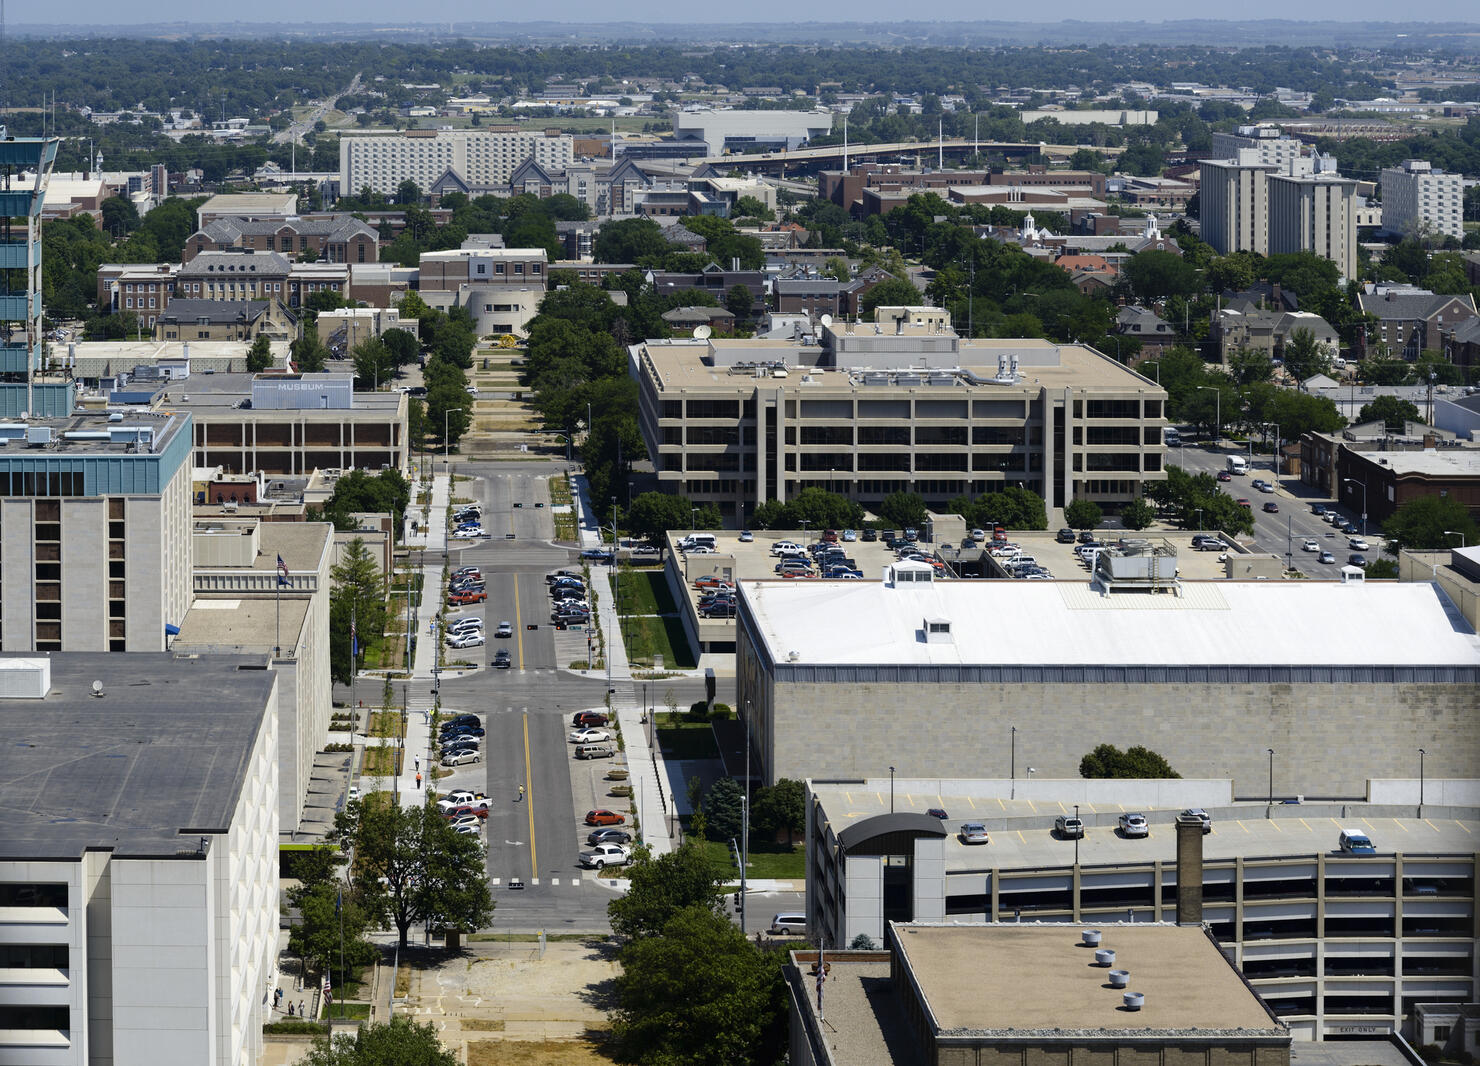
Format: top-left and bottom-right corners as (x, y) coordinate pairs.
(443, 804), (489, 820)
(585, 808), (626, 827)
(572, 711), (609, 727)
(448, 590), (487, 605)
(1216, 471), (1232, 482)
(692, 576), (733, 591)
(1236, 498), (1252, 508)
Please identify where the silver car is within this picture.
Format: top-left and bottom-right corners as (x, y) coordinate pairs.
(1118, 813), (1149, 838)
(959, 822), (990, 845)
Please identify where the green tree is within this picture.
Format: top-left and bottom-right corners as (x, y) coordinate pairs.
(323, 469), (411, 529)
(329, 800), (493, 950)
(877, 491), (927, 530)
(732, 195), (774, 221)
(300, 1017), (459, 1066)
(397, 290), (431, 320)
(1227, 348), (1275, 386)
(750, 778), (805, 846)
(1365, 558), (1400, 579)
(822, 256), (851, 282)
(1064, 498), (1102, 530)
(703, 777), (745, 843)
(352, 337), (394, 390)
(288, 862), (377, 987)
(624, 491), (720, 545)
(329, 538), (385, 684)
(769, 487), (863, 532)
(1079, 743), (1181, 779)
(1381, 495), (1479, 554)
(1358, 395), (1423, 429)
(1120, 497), (1158, 532)
(725, 283), (754, 322)
(593, 217), (676, 264)
(610, 905), (786, 1066)
(245, 333), (273, 373)
(1281, 327), (1331, 382)
(860, 277), (924, 316)
(380, 327), (419, 368)
(607, 842), (726, 942)
(291, 329), (329, 373)
(1122, 249), (1199, 300)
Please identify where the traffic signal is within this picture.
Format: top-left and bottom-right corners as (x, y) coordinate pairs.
(734, 892), (742, 913)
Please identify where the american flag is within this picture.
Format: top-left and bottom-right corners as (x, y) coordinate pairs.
(276, 554), (290, 586)
(322, 973), (332, 1005)
(350, 614), (358, 659)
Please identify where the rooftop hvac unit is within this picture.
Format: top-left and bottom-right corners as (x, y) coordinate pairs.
(25, 427), (52, 446)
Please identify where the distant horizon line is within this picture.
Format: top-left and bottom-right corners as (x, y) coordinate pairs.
(11, 15), (1480, 27)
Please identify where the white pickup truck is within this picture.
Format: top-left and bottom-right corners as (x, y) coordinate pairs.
(579, 843), (632, 869)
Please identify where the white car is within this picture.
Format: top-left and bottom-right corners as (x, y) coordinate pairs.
(465, 384), (478, 394)
(569, 728), (612, 744)
(441, 791), (486, 808)
(579, 842), (632, 869)
(449, 814), (482, 830)
(1256, 482), (1275, 493)
(448, 618), (484, 635)
(1118, 813), (1150, 838)
(452, 526), (484, 539)
(447, 631), (485, 649)
(1348, 537), (1369, 551)
(1302, 539), (1320, 552)
(442, 750), (481, 767)
(453, 822), (480, 836)
(959, 822), (989, 845)
(347, 785), (360, 802)
(494, 620), (513, 638)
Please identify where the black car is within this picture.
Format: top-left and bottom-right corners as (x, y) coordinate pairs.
(492, 650), (511, 669)
(1056, 528), (1076, 543)
(546, 570), (581, 584)
(861, 528), (878, 542)
(443, 714), (480, 728)
(441, 725), (485, 739)
(1311, 504), (1327, 516)
(1078, 530), (1097, 544)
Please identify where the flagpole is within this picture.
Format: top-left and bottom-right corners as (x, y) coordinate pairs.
(350, 602), (357, 739)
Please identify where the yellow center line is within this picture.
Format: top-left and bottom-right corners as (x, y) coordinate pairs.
(514, 574), (524, 669)
(523, 711), (537, 873)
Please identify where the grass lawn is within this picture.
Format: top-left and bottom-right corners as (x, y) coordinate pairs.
(324, 1001), (372, 1021)
(655, 721), (718, 760)
(367, 711), (404, 739)
(620, 615), (696, 670)
(616, 569), (678, 616)
(696, 837), (806, 880)
(363, 747), (400, 777)
(468, 1040), (614, 1066)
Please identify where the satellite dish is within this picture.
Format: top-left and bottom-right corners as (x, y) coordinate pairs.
(819, 314), (833, 328)
(91, 680), (104, 698)
(693, 325), (712, 340)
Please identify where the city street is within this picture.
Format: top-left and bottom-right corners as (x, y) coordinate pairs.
(1167, 438), (1381, 576)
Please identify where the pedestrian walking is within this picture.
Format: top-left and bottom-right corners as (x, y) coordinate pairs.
(298, 1000), (305, 1018)
(517, 784), (525, 802)
(414, 754), (420, 772)
(415, 771), (423, 790)
(288, 1002), (295, 1017)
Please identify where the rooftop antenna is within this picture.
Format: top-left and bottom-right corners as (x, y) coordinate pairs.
(90, 680), (104, 698)
(692, 324), (712, 340)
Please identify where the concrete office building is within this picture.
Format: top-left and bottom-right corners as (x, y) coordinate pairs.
(1382, 160), (1465, 241)
(0, 653), (278, 1066)
(803, 780), (1479, 1042)
(0, 134), (70, 418)
(1268, 171), (1359, 281)
(1210, 125), (1309, 168)
(787, 923), (1291, 1066)
(0, 410), (193, 652)
(176, 518), (333, 837)
(732, 562), (1480, 793)
(339, 129), (574, 198)
(671, 108), (833, 155)
(1200, 151), (1277, 257)
(630, 310), (1169, 520)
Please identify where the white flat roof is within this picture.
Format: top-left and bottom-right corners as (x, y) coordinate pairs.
(740, 578), (1480, 668)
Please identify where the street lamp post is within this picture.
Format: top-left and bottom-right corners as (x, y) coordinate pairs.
(1342, 478), (1368, 537)
(1195, 385), (1221, 446)
(1267, 748), (1275, 806)
(1195, 507), (1204, 532)
(889, 766), (895, 813)
(1073, 803), (1080, 866)
(1418, 748), (1426, 813)
(1010, 726), (1017, 800)
(1444, 530), (1467, 548)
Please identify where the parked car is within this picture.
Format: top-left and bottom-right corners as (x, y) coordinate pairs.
(452, 526), (484, 539)
(926, 807), (948, 819)
(546, 570), (581, 584)
(579, 843), (632, 869)
(580, 548), (613, 562)
(1180, 808), (1213, 833)
(494, 621), (513, 638)
(449, 814), (482, 831)
(569, 728), (612, 744)
(448, 617), (484, 635)
(440, 724), (484, 739)
(442, 750), (481, 767)
(441, 791), (486, 808)
(861, 528), (878, 542)
(572, 711), (610, 728)
(448, 590), (487, 605)
(584, 809), (625, 826)
(441, 802), (489, 820)
(447, 631), (485, 649)
(586, 827), (632, 846)
(453, 823), (480, 837)
(453, 566), (481, 579)
(1055, 815), (1085, 839)
(841, 529), (857, 541)
(1311, 504), (1327, 516)
(1257, 482), (1275, 494)
(692, 576), (733, 591)
(738, 530), (754, 542)
(1118, 813), (1149, 838)
(1056, 528), (1076, 543)
(959, 822), (990, 845)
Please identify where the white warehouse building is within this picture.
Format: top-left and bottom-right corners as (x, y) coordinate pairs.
(671, 108), (834, 155)
(0, 654), (279, 1066)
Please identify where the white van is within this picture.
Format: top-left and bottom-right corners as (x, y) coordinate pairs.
(680, 533), (716, 552)
(1338, 828), (1376, 855)
(769, 912), (806, 936)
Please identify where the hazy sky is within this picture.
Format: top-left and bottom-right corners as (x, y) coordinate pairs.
(12, 0), (1480, 26)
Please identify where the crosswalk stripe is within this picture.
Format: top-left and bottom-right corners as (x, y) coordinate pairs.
(490, 877), (500, 885)
(550, 878), (559, 886)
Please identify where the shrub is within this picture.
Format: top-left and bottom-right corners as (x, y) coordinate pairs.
(686, 700), (710, 723)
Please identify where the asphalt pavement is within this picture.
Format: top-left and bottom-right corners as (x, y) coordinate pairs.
(1169, 440), (1381, 576)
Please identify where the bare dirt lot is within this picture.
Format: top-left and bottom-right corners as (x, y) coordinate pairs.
(401, 937), (618, 1064)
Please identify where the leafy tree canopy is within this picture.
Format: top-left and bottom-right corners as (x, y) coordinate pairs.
(607, 842), (726, 942)
(1381, 495), (1478, 554)
(1080, 743), (1181, 779)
